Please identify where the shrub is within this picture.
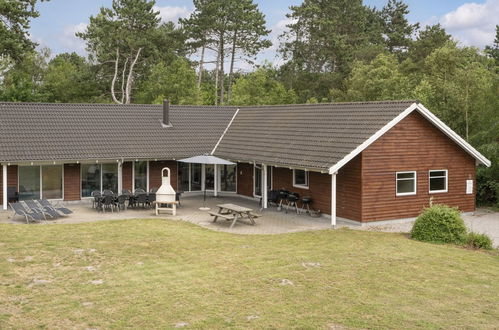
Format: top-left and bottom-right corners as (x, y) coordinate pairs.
(466, 232), (493, 250)
(411, 204), (467, 244)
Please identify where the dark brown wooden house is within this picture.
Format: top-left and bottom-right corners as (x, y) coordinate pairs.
(0, 101), (490, 225)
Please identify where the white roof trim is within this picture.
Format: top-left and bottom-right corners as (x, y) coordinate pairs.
(329, 102), (490, 174)
(211, 108), (240, 155)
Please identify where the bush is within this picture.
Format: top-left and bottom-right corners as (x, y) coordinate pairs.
(411, 204), (467, 244)
(466, 232), (493, 250)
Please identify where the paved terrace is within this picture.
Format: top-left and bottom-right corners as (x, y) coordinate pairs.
(1, 195), (497, 246)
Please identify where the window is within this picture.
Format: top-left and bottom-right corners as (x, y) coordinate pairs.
(293, 169), (309, 189)
(81, 163), (118, 197)
(18, 165), (63, 200)
(220, 164), (236, 192)
(134, 161), (148, 191)
(191, 164), (202, 191)
(178, 162), (190, 192)
(102, 164), (118, 192)
(429, 170), (448, 193)
(396, 171), (416, 196)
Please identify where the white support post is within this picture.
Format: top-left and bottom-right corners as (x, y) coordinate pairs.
(331, 172), (337, 227)
(214, 164), (218, 197)
(2, 164), (7, 210)
(262, 164), (268, 209)
(117, 161), (123, 194)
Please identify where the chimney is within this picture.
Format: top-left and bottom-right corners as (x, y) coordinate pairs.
(162, 99), (171, 127)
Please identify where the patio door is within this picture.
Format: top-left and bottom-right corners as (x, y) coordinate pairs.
(205, 164), (214, 190)
(253, 165), (272, 197)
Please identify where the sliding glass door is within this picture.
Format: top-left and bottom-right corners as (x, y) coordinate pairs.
(178, 163), (237, 193)
(18, 165), (63, 200)
(81, 163), (118, 197)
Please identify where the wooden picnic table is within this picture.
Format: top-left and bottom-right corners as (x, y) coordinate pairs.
(209, 203), (259, 229)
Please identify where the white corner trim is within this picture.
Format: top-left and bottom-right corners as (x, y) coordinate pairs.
(211, 108), (240, 155)
(329, 102), (491, 174)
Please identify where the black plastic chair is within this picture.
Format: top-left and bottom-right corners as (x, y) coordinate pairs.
(268, 190), (280, 207)
(134, 188), (146, 195)
(102, 190), (114, 196)
(116, 195), (127, 211)
(146, 193), (156, 208)
(136, 194), (147, 208)
(176, 192), (182, 207)
(101, 195), (115, 212)
(91, 191), (101, 209)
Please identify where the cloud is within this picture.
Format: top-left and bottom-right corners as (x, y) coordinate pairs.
(439, 0), (499, 47)
(59, 23), (88, 55)
(153, 6), (192, 24)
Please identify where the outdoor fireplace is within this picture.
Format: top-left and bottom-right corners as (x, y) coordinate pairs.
(155, 167), (177, 215)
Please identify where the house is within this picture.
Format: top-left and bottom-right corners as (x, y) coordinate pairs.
(0, 100), (490, 225)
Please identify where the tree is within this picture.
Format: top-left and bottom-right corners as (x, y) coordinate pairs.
(42, 53), (102, 103)
(77, 0), (160, 104)
(332, 53), (412, 101)
(0, 0), (49, 62)
(0, 48), (49, 102)
(485, 25), (499, 64)
(136, 58), (198, 105)
(408, 24), (452, 65)
(381, 0), (419, 56)
(230, 66), (297, 106)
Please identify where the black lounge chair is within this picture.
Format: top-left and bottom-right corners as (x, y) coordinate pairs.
(10, 202), (44, 223)
(24, 200), (59, 219)
(38, 199), (73, 215)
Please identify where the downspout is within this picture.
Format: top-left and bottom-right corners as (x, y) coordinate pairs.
(2, 164), (7, 210)
(331, 172), (337, 227)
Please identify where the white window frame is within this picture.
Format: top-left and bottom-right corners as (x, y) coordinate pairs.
(396, 171), (417, 196)
(293, 169), (309, 189)
(429, 169), (448, 194)
(18, 164), (64, 201)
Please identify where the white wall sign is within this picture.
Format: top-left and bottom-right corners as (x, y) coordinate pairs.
(466, 180), (473, 195)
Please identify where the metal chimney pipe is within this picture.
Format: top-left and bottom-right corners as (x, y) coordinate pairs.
(163, 99), (170, 126)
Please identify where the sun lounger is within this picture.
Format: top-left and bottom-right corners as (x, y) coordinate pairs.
(10, 202), (44, 223)
(38, 199), (73, 215)
(23, 200), (59, 219)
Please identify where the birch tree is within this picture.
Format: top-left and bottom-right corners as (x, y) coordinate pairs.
(77, 0), (160, 104)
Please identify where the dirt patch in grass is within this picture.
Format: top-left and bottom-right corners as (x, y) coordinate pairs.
(0, 219), (498, 329)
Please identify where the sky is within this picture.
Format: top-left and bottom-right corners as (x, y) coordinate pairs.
(29, 0), (499, 66)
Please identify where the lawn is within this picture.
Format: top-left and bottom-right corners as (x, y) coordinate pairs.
(1, 219), (498, 329)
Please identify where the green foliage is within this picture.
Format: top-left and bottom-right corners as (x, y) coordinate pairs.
(466, 232), (494, 250)
(332, 53), (411, 101)
(411, 205), (467, 244)
(0, 0), (49, 62)
(381, 0), (419, 56)
(136, 58), (198, 105)
(230, 66), (297, 106)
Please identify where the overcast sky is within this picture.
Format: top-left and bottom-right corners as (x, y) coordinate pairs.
(29, 0), (499, 66)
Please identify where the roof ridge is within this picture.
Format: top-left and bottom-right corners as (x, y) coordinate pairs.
(237, 100), (418, 109)
(0, 102), (237, 110)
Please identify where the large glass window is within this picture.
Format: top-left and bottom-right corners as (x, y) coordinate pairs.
(134, 161), (148, 191)
(102, 164), (118, 193)
(205, 165), (214, 190)
(18, 166), (41, 200)
(254, 166), (262, 197)
(429, 170), (448, 193)
(178, 163), (190, 192)
(81, 164), (101, 197)
(396, 171), (417, 196)
(191, 164), (202, 191)
(42, 165), (62, 199)
(220, 165), (236, 192)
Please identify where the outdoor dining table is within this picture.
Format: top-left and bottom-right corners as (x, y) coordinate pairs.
(210, 203), (258, 229)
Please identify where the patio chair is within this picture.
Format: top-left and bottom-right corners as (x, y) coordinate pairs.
(101, 195), (116, 213)
(24, 199), (59, 219)
(128, 195), (137, 209)
(38, 199), (73, 215)
(136, 193), (147, 208)
(116, 195), (127, 211)
(7, 187), (19, 203)
(91, 191), (101, 209)
(149, 187), (158, 193)
(176, 192), (182, 207)
(122, 189), (131, 195)
(134, 188), (146, 195)
(146, 193), (156, 208)
(268, 190), (280, 207)
(102, 190), (114, 196)
(10, 202), (44, 223)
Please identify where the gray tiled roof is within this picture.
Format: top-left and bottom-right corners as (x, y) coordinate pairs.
(214, 100), (417, 171)
(0, 102), (237, 163)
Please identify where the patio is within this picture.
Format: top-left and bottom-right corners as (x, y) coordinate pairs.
(0, 194), (334, 234)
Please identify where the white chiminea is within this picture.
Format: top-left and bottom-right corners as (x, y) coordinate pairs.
(156, 167), (176, 203)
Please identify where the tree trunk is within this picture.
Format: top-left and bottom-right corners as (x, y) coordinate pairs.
(124, 48), (142, 104)
(219, 33), (225, 105)
(214, 46), (220, 106)
(197, 44), (206, 102)
(120, 57), (129, 104)
(111, 48), (122, 104)
(227, 30), (237, 104)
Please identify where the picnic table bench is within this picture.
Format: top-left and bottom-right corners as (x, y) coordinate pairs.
(210, 203), (260, 229)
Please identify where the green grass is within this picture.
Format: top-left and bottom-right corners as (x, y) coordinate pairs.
(1, 219), (498, 329)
